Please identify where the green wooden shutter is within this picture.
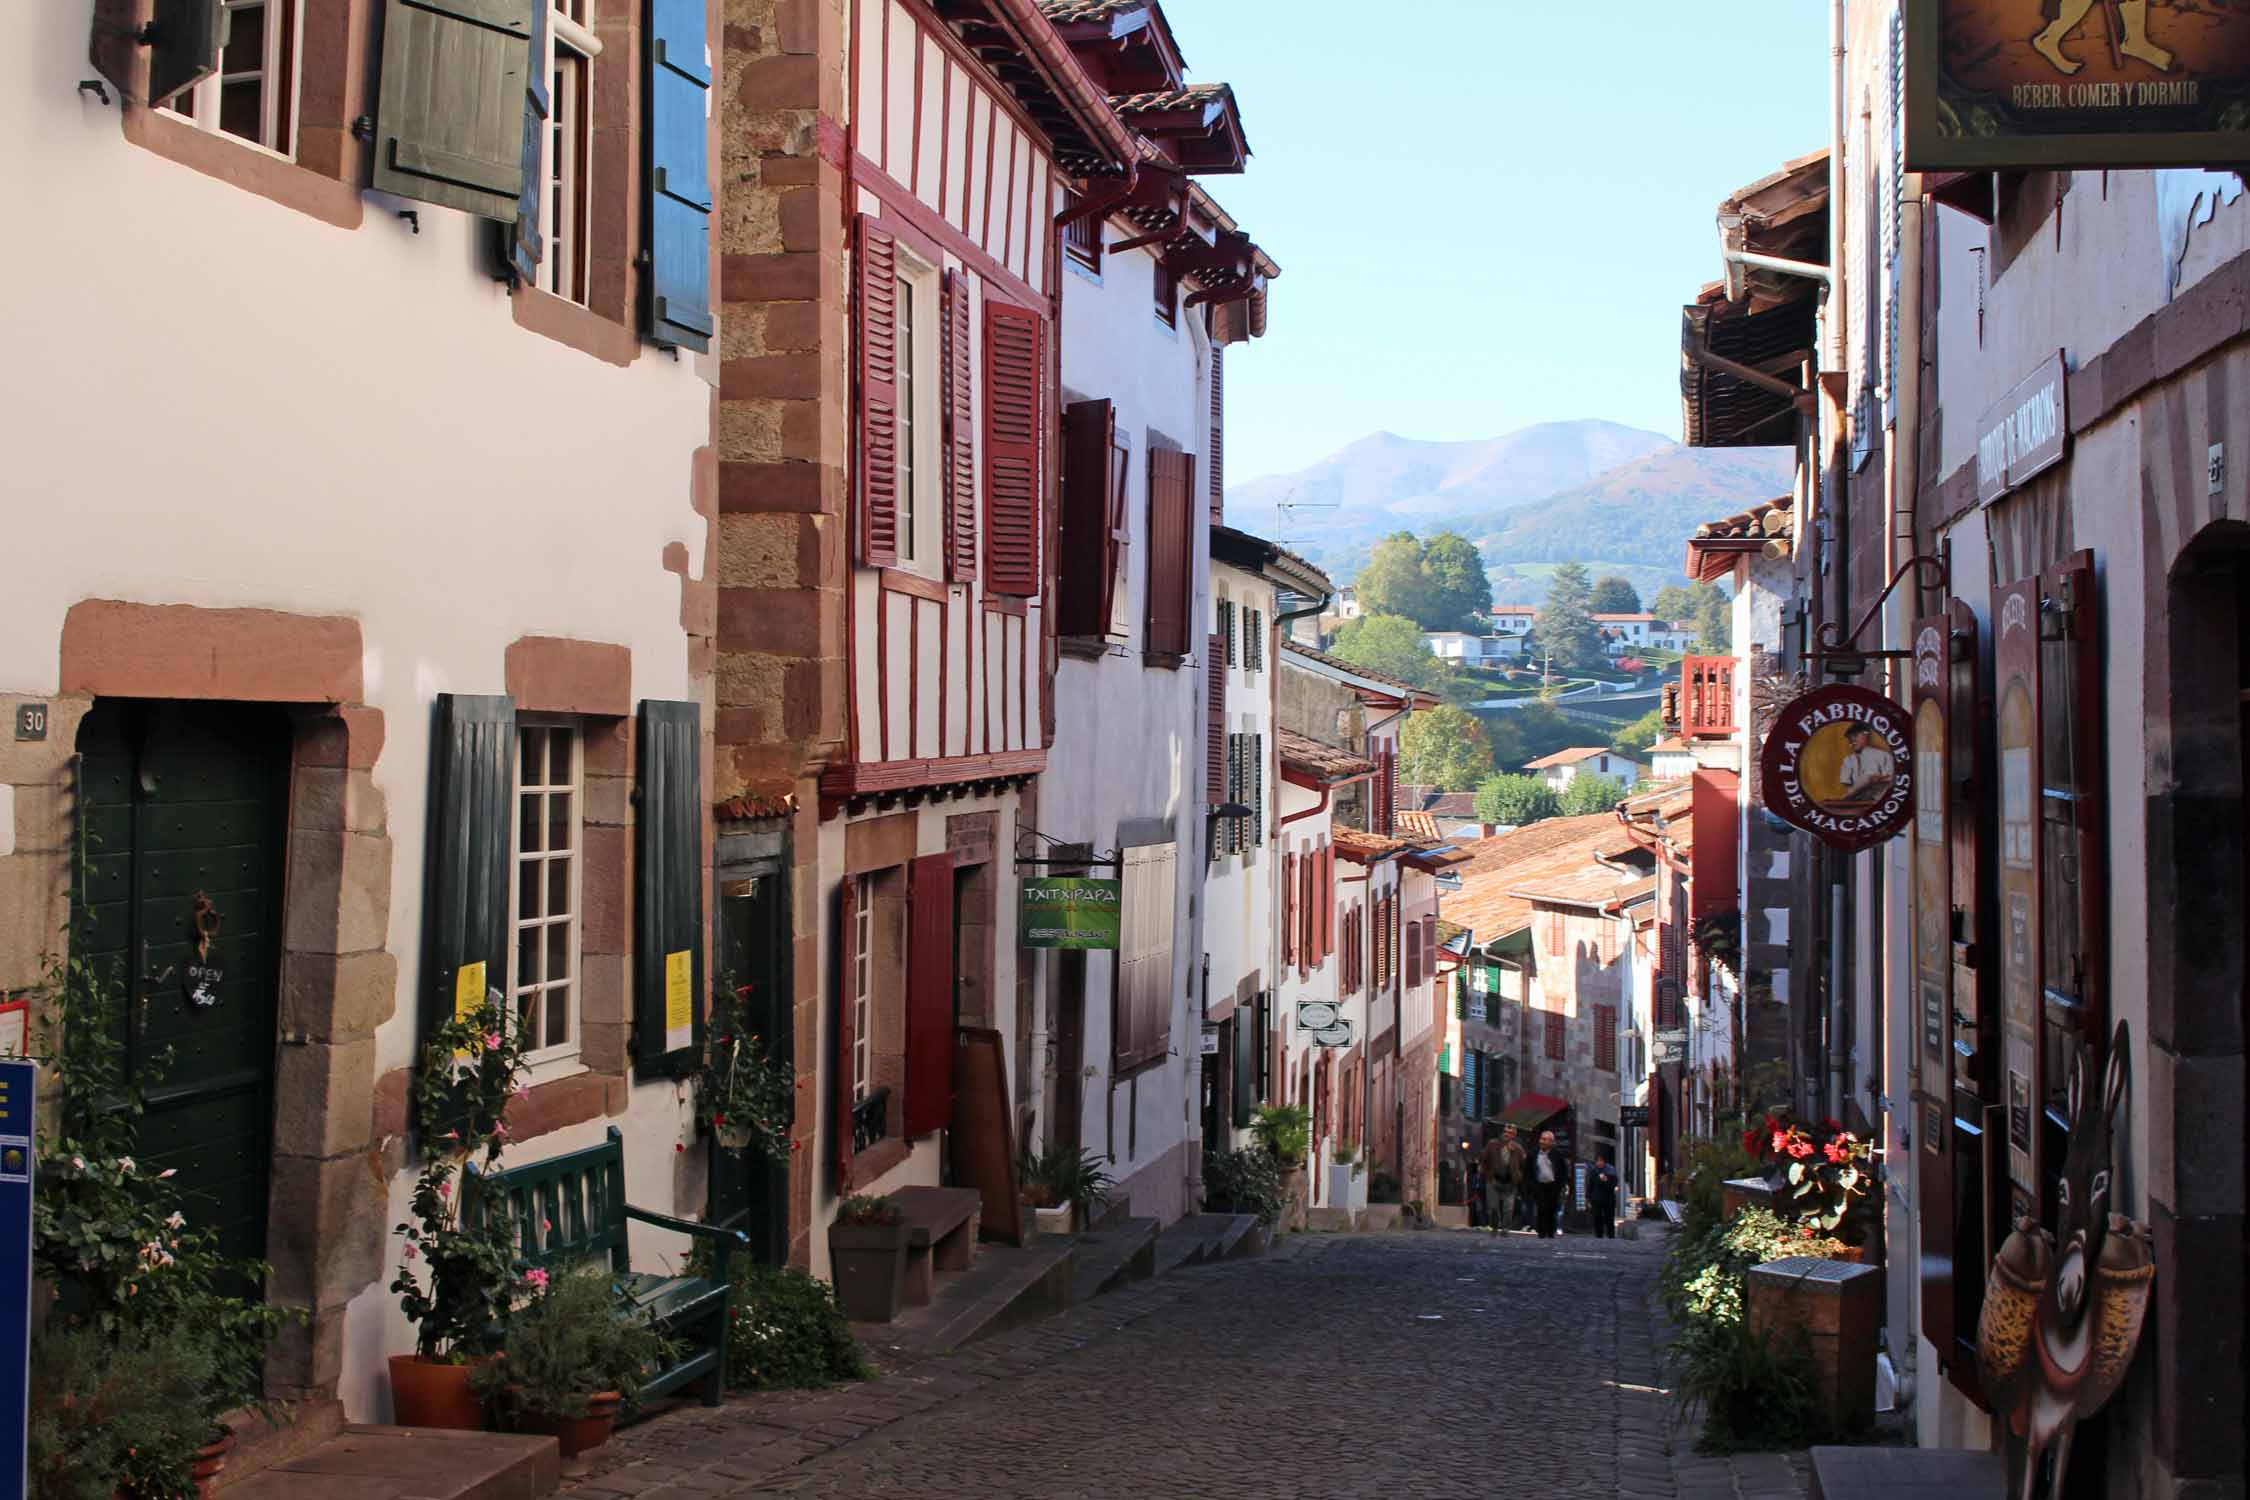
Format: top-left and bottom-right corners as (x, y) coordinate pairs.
(424, 694), (516, 1040)
(374, 0), (533, 222)
(145, 0), (226, 107)
(1231, 1011), (1256, 1129)
(645, 0), (714, 350)
(634, 700), (704, 1077)
(498, 0), (549, 284)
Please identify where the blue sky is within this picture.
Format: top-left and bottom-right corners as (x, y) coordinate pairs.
(1162, 1), (1833, 486)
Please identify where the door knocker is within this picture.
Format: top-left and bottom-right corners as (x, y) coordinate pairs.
(183, 893), (224, 1009)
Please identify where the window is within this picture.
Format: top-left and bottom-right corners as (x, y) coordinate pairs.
(160, 0), (299, 156)
(893, 254), (942, 572)
(852, 876), (873, 1101)
(1065, 194), (1103, 272)
(1220, 598), (1237, 666)
(542, 1), (600, 304)
(1543, 910), (1566, 957)
(509, 723), (581, 1069)
(1544, 1011), (1565, 1062)
(1154, 256), (1178, 326)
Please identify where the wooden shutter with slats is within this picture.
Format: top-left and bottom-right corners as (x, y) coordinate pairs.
(144, 0), (226, 106)
(1059, 400), (1116, 635)
(856, 216), (900, 567)
(1206, 635), (1227, 807)
(1251, 732), (1264, 845)
(635, 700), (704, 1076)
(943, 269), (977, 581)
(646, 0), (714, 350)
(1144, 447), (1197, 657)
(904, 852), (956, 1136)
(499, 0), (549, 283)
(424, 693), (516, 1041)
(1281, 851), (1296, 968)
(983, 299), (1045, 595)
(375, 0), (534, 221)
(1209, 345), (1224, 523)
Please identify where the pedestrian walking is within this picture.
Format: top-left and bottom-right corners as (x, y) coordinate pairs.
(1530, 1129), (1568, 1239)
(1588, 1151), (1619, 1239)
(1477, 1125), (1523, 1235)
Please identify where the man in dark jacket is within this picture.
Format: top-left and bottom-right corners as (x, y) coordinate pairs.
(1588, 1151), (1620, 1238)
(1530, 1129), (1569, 1238)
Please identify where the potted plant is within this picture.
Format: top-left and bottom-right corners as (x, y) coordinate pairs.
(1327, 1141), (1367, 1216)
(471, 1263), (676, 1459)
(1201, 1146), (1284, 1238)
(1249, 1105), (1310, 1230)
(1742, 1112), (1873, 1246)
(827, 1195), (911, 1322)
(1017, 1143), (1113, 1235)
(388, 991), (538, 1429)
(697, 982), (794, 1161)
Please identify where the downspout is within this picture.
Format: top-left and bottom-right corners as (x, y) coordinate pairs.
(1820, 0), (1848, 1125)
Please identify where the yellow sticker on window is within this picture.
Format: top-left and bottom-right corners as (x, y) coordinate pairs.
(664, 950), (693, 1053)
(455, 961), (487, 1021)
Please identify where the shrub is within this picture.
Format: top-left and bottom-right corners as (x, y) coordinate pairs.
(1660, 1206), (1848, 1452)
(1203, 1146), (1284, 1225)
(471, 1262), (677, 1421)
(835, 1194), (900, 1227)
(29, 1322), (218, 1500)
(1368, 1170), (1401, 1205)
(1248, 1105), (1309, 1165)
(1017, 1142), (1114, 1213)
(720, 1263), (869, 1391)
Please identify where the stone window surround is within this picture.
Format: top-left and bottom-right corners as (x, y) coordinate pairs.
(98, 0), (652, 366)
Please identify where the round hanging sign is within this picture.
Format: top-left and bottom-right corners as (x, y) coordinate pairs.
(1759, 683), (1915, 852)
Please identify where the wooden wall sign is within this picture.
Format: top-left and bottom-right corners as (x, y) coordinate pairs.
(1759, 685), (1916, 852)
(1907, 0), (2250, 169)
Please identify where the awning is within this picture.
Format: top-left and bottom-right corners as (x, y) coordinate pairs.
(1489, 1092), (1569, 1131)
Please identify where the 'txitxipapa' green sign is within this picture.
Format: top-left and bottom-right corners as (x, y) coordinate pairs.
(1019, 877), (1121, 950)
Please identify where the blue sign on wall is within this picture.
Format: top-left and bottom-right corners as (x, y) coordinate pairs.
(0, 1059), (35, 1500)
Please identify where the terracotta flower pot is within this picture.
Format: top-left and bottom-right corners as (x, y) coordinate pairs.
(389, 1353), (489, 1430)
(191, 1428), (236, 1500)
(517, 1391), (621, 1460)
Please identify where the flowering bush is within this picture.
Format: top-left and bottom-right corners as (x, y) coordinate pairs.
(1661, 1207), (1846, 1451)
(1742, 1113), (1870, 1233)
(697, 981), (794, 1164)
(389, 991), (538, 1360)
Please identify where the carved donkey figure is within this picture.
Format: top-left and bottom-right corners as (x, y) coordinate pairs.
(1975, 1020), (2155, 1500)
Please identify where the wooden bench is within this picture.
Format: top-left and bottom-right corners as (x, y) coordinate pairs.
(470, 1126), (747, 1408)
(888, 1185), (981, 1306)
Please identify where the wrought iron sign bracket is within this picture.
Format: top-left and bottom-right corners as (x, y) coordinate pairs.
(1013, 824), (1121, 871)
(1807, 553), (1950, 679)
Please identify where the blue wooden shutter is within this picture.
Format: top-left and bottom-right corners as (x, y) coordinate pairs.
(645, 0), (714, 350)
(499, 0), (550, 284)
(374, 0), (533, 221)
(424, 694), (516, 1040)
(634, 700), (704, 1076)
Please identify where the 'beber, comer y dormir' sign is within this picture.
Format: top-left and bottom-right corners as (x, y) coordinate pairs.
(1760, 685), (1916, 852)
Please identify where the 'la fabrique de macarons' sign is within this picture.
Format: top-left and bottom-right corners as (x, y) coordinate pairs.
(1759, 685), (1916, 852)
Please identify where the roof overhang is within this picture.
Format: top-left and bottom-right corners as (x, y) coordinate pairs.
(1041, 0), (1187, 96)
(1116, 84), (1249, 173)
(1714, 148), (1830, 310)
(1680, 285), (1816, 450)
(1282, 764), (1375, 791)
(934, 0), (1139, 177)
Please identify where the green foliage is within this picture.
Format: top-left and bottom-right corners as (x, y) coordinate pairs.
(473, 1262), (678, 1420)
(1612, 707), (1665, 758)
(836, 1194), (901, 1226)
(1203, 1146), (1285, 1225)
(1368, 1170), (1401, 1205)
(1482, 702), (1592, 766)
(1473, 773), (1561, 828)
(1017, 1142), (1114, 1212)
(1249, 1104), (1310, 1165)
(718, 1262), (870, 1391)
(1352, 531), (1491, 631)
(1589, 575), (1642, 614)
(29, 1322), (219, 1500)
(1398, 704), (1495, 791)
(391, 993), (538, 1361)
(1693, 584), (1732, 653)
(699, 980), (794, 1165)
(1651, 584), (1699, 623)
(1672, 1121), (1766, 1245)
(1559, 773), (1627, 815)
(1537, 563), (1605, 671)
(1329, 613), (1450, 690)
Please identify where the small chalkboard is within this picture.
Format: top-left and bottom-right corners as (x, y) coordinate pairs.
(183, 961), (224, 1009)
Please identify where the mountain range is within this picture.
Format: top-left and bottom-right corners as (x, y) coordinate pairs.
(1224, 420), (1794, 603)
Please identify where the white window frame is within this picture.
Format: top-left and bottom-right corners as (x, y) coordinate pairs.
(892, 248), (943, 576)
(507, 718), (585, 1082)
(544, 2), (600, 304)
(851, 879), (873, 1101)
(159, 0), (302, 160)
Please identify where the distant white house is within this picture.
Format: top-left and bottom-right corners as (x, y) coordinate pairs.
(1646, 737), (1697, 780)
(1425, 630), (1528, 665)
(1593, 614), (1694, 656)
(1523, 746), (1644, 791)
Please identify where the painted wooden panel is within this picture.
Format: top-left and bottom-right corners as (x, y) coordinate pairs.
(945, 595), (970, 759)
(854, 0), (882, 154)
(915, 596), (941, 759)
(915, 40), (944, 211)
(883, 586), (911, 760)
(945, 64), (971, 232)
(983, 611), (1003, 756)
(852, 572), (882, 762)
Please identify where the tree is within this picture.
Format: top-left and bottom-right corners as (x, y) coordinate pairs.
(1559, 773), (1627, 815)
(1473, 773), (1561, 829)
(1421, 533), (1495, 631)
(1398, 705), (1495, 791)
(1651, 584), (1699, 624)
(1589, 575), (1642, 615)
(1611, 708), (1665, 758)
(1353, 533), (1434, 624)
(1538, 563), (1604, 672)
(1330, 613), (1448, 690)
(1692, 583), (1732, 654)
(1507, 702), (1585, 765)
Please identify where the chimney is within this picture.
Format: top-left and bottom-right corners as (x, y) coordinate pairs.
(1482, 823), (1496, 838)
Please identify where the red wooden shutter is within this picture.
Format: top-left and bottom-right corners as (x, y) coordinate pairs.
(1379, 745), (1396, 835)
(904, 852), (956, 1136)
(942, 268), (977, 582)
(1545, 1011), (1565, 1062)
(855, 216), (899, 568)
(1059, 399), (1117, 635)
(1324, 847), (1337, 960)
(1208, 345), (1224, 523)
(982, 299), (1045, 596)
(1281, 852), (1296, 967)
(1596, 1005), (1617, 1072)
(1145, 447), (1196, 656)
(1406, 919), (1421, 989)
(1206, 634), (1227, 806)
(1422, 915), (1437, 978)
(832, 876), (857, 1193)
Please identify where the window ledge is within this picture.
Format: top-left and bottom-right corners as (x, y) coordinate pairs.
(850, 1135), (912, 1188)
(512, 285), (639, 367)
(1142, 650), (1186, 671)
(123, 105), (363, 229)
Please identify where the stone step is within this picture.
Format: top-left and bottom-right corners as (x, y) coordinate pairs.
(221, 1425), (558, 1500)
(1150, 1213), (1243, 1277)
(1069, 1215), (1159, 1304)
(1215, 1213), (1267, 1259)
(853, 1233), (1080, 1361)
(1303, 1206), (1353, 1233)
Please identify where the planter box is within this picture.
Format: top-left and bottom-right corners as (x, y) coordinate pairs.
(1327, 1163), (1368, 1214)
(1031, 1204), (1076, 1237)
(1721, 1175), (1779, 1219)
(1746, 1255), (1881, 1435)
(829, 1221), (912, 1322)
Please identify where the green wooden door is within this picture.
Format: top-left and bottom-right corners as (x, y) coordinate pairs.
(714, 864), (789, 1266)
(77, 701), (289, 1281)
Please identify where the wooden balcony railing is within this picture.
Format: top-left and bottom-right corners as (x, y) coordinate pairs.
(1680, 656), (1737, 738)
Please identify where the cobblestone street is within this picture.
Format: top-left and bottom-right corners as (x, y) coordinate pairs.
(567, 1228), (1810, 1500)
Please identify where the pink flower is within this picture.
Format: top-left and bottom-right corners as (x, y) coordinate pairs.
(542, 1219), (552, 1233)
(117, 1157), (135, 1173)
(158, 1168), (176, 1179)
(436, 1181), (452, 1199)
(485, 1032), (503, 1051)
(516, 1085), (531, 1101)
(403, 1243), (420, 1260)
(524, 1268), (550, 1291)
(1769, 1133), (1788, 1156)
(492, 1121), (507, 1137)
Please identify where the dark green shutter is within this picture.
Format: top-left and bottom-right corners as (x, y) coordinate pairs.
(634, 700), (704, 1076)
(1231, 1011), (1255, 1129)
(374, 0), (533, 222)
(145, 0), (226, 106)
(497, 0), (549, 282)
(644, 0), (714, 350)
(424, 694), (516, 1040)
